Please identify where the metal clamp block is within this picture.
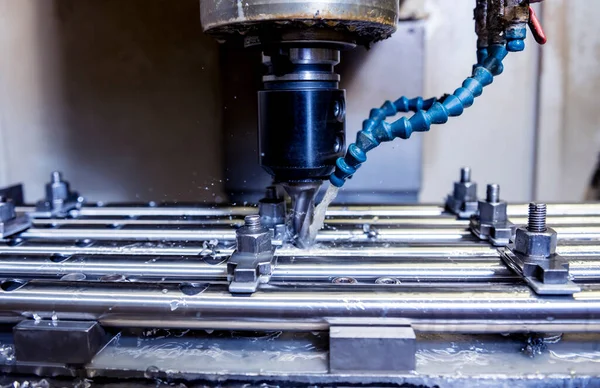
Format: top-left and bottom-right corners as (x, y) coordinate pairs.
(500, 247), (580, 295)
(227, 215), (274, 293)
(227, 251), (273, 293)
(470, 184), (515, 246)
(328, 318), (416, 374)
(259, 186), (287, 246)
(471, 218), (515, 246)
(0, 184), (24, 206)
(34, 172), (83, 217)
(0, 198), (30, 238)
(500, 203), (580, 295)
(14, 320), (108, 365)
(445, 167), (478, 219)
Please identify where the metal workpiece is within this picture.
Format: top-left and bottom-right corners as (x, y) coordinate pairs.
(228, 215), (274, 293)
(445, 167), (479, 219)
(470, 183), (515, 246)
(0, 197), (30, 238)
(13, 320), (107, 364)
(200, 0), (399, 45)
(503, 203), (580, 295)
(34, 171), (82, 217)
(329, 319), (416, 373)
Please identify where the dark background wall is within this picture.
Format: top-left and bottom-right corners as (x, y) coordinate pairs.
(0, 0), (225, 203)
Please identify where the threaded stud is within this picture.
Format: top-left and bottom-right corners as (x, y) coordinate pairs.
(527, 203), (547, 232)
(460, 167), (471, 183)
(51, 171), (63, 183)
(244, 215), (261, 228)
(486, 184), (500, 203)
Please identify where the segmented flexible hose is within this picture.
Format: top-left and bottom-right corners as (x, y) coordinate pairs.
(330, 38), (524, 188)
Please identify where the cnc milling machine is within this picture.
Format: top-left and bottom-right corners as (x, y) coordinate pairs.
(0, 1), (600, 387)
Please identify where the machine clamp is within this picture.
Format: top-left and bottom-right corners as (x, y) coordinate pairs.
(500, 203), (580, 295)
(470, 183), (516, 246)
(227, 215), (274, 294)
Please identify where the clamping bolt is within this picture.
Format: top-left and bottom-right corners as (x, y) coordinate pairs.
(486, 183), (500, 203)
(460, 167), (471, 183)
(244, 214), (261, 229)
(527, 203), (547, 232)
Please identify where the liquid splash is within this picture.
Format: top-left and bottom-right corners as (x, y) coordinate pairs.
(308, 185), (339, 243)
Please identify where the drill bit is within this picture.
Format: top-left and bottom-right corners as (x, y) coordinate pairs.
(283, 182), (321, 248)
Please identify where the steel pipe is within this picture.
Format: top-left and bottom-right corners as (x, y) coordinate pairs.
(17, 225), (600, 243)
(29, 215), (600, 230)
(16, 202), (600, 218)
(3, 253), (600, 283)
(0, 255), (514, 282)
(1, 280), (600, 332)
(0, 243), (499, 258)
(2, 241), (600, 258)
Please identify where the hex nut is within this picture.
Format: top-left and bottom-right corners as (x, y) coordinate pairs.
(258, 200), (285, 227)
(479, 201), (507, 224)
(514, 227), (557, 257)
(453, 182), (477, 201)
(236, 226), (272, 255)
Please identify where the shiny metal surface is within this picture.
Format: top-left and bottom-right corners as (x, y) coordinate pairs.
(3, 200), (600, 385)
(0, 242), (500, 258)
(17, 224), (600, 243)
(17, 201), (600, 218)
(263, 48), (341, 83)
(2, 280), (600, 330)
(5, 252), (600, 287)
(200, 0), (399, 43)
(0, 254), (515, 282)
(28, 215), (600, 228)
(5, 201), (600, 334)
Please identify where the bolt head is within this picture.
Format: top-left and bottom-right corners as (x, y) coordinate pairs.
(514, 227), (557, 257)
(479, 201), (507, 223)
(453, 182), (477, 202)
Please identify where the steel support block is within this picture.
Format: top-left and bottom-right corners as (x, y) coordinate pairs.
(328, 318), (416, 373)
(14, 320), (107, 365)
